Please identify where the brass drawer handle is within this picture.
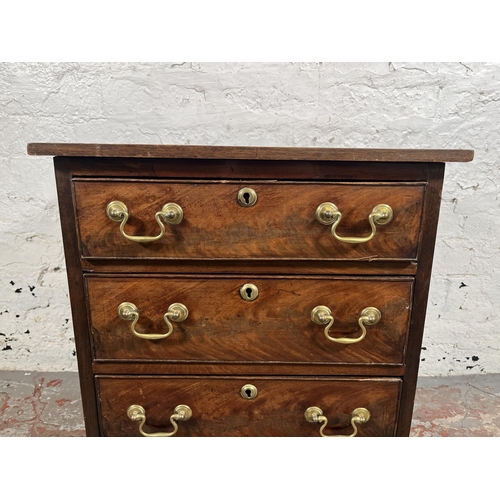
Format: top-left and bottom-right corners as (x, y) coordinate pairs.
(127, 404), (192, 437)
(106, 200), (183, 243)
(316, 202), (393, 244)
(118, 302), (188, 340)
(305, 406), (370, 437)
(311, 305), (381, 344)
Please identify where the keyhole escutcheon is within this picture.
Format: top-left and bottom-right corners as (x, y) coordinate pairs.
(240, 283), (259, 301)
(237, 187), (258, 207)
(240, 384), (258, 400)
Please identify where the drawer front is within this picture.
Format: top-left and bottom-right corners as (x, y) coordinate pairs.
(75, 180), (424, 260)
(97, 376), (401, 437)
(87, 276), (412, 365)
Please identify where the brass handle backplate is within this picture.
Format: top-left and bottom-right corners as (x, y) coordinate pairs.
(106, 200), (183, 243)
(304, 406), (370, 437)
(127, 404), (192, 437)
(118, 302), (188, 340)
(311, 305), (381, 344)
(316, 202), (393, 244)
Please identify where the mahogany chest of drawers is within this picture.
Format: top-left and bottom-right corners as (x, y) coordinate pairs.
(28, 144), (473, 437)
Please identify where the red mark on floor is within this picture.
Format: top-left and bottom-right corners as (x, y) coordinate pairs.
(1, 400), (10, 413)
(47, 379), (63, 387)
(56, 398), (72, 407)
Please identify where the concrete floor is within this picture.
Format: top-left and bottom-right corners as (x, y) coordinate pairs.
(1, 371), (499, 436)
(0, 371), (85, 437)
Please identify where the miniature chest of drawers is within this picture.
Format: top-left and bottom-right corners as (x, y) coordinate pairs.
(28, 144), (473, 437)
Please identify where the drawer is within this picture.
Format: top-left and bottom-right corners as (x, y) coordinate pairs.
(87, 276), (412, 365)
(97, 376), (401, 437)
(74, 180), (425, 260)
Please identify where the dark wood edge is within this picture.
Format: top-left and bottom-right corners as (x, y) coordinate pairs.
(54, 158), (100, 436)
(82, 256), (418, 263)
(84, 273), (415, 282)
(396, 162), (446, 436)
(28, 143), (474, 163)
(94, 373), (403, 382)
(81, 259), (419, 276)
(91, 361), (404, 377)
(82, 261), (417, 277)
(49, 157), (434, 181)
(74, 177), (428, 186)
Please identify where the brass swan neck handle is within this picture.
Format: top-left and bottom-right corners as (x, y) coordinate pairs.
(311, 305), (381, 344)
(127, 404), (192, 437)
(305, 406), (370, 437)
(118, 302), (188, 340)
(106, 200), (183, 243)
(316, 202), (393, 244)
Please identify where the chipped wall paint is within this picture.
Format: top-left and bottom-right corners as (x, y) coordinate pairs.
(0, 62), (498, 376)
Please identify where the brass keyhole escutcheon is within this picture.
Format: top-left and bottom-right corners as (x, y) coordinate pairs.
(237, 187), (258, 207)
(240, 384), (258, 400)
(240, 283), (259, 301)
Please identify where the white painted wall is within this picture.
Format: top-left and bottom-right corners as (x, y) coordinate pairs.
(0, 62), (497, 376)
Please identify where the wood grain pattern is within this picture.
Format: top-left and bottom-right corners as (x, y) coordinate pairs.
(91, 361), (405, 377)
(86, 276), (413, 365)
(28, 143), (474, 163)
(81, 258), (418, 276)
(74, 180), (425, 260)
(97, 376), (401, 437)
(40, 145), (467, 438)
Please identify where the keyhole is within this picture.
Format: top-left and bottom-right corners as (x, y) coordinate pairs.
(237, 188), (257, 207)
(240, 384), (258, 399)
(240, 283), (258, 301)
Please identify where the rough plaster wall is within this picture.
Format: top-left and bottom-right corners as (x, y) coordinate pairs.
(0, 62), (498, 375)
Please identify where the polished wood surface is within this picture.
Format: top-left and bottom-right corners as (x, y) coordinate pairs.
(43, 145), (467, 437)
(91, 361), (405, 377)
(87, 276), (413, 365)
(81, 259), (419, 276)
(74, 180), (425, 260)
(28, 143), (474, 162)
(97, 376), (401, 437)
